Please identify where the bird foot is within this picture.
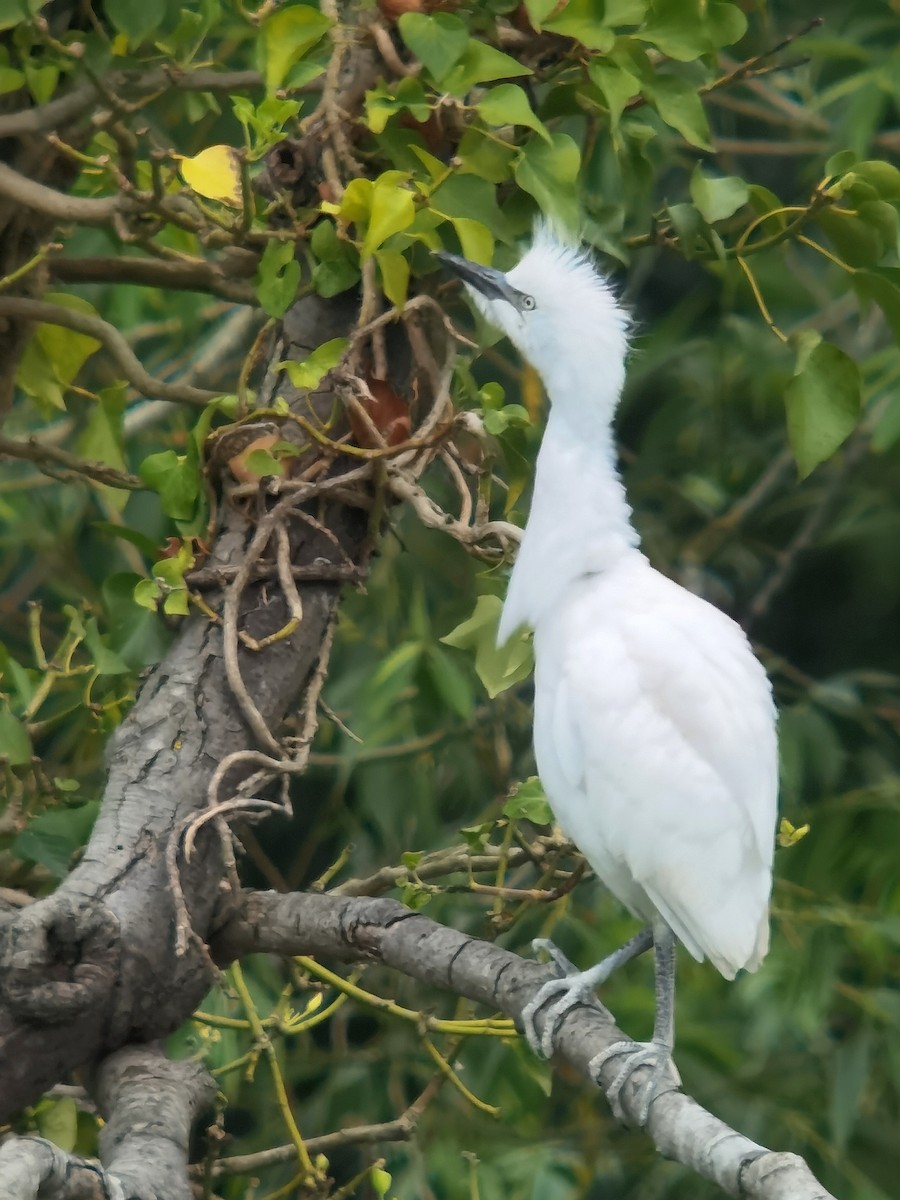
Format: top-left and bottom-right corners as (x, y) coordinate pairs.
(521, 938), (606, 1058)
(589, 1039), (681, 1127)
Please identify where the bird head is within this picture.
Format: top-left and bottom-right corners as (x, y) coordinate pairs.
(435, 225), (629, 407)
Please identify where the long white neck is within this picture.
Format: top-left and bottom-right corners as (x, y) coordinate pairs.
(498, 395), (640, 644)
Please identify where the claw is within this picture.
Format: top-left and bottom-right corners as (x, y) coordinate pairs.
(521, 942), (608, 1057)
(589, 1039), (681, 1126)
(520, 929), (655, 1058)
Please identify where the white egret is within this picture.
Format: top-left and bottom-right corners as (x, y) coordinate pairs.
(436, 228), (778, 1125)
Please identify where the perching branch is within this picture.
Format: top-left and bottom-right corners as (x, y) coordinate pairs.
(0, 433), (143, 490)
(0, 297), (222, 407)
(214, 890), (837, 1200)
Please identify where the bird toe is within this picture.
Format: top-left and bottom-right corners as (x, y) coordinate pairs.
(589, 1040), (681, 1126)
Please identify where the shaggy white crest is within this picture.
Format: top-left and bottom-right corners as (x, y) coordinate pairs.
(437, 228), (779, 1126)
(465, 225), (631, 426)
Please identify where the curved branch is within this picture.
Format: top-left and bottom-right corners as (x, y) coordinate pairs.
(49, 253), (259, 306)
(0, 433), (143, 490)
(0, 297), (221, 407)
(215, 891), (837, 1200)
(0, 163), (122, 225)
(0, 68), (263, 139)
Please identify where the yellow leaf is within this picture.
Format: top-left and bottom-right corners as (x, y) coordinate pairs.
(179, 145), (242, 206)
(777, 818), (811, 848)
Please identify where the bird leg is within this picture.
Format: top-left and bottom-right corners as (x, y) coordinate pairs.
(521, 926), (654, 1057)
(588, 921), (682, 1127)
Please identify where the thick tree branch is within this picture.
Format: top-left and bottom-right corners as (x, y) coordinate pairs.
(0, 163), (123, 225)
(214, 891), (837, 1200)
(0, 1047), (214, 1200)
(96, 1045), (215, 1200)
(0, 296), (222, 406)
(49, 253), (259, 306)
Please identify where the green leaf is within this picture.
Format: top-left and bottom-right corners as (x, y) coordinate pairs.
(817, 210), (883, 268)
(232, 95), (303, 160)
(83, 616), (129, 676)
(645, 75), (712, 150)
(311, 219), (361, 297)
(0, 66), (25, 94)
(13, 802), (100, 880)
(262, 4), (331, 93)
(483, 404), (530, 436)
(459, 821), (494, 851)
(244, 448), (285, 478)
(666, 202), (704, 258)
(689, 167), (749, 223)
(375, 250), (410, 307)
(477, 83), (550, 142)
(34, 1096), (78, 1153)
(638, 0), (746, 59)
(829, 1028), (872, 1152)
(15, 292), (102, 411)
(441, 595), (533, 698)
(503, 776), (553, 825)
(363, 176), (416, 257)
(785, 334), (861, 478)
(429, 173), (510, 240)
(424, 645), (474, 719)
(441, 41), (530, 96)
(449, 218), (494, 265)
(0, 702), (31, 766)
(314, 257), (361, 297)
(77, 384), (128, 512)
(397, 12), (469, 82)
(523, 0), (561, 24)
(139, 450), (200, 522)
(850, 159), (900, 201)
(400, 881), (432, 909)
(256, 240), (300, 318)
(514, 133), (581, 230)
(605, 0), (648, 21)
(279, 337), (348, 390)
(370, 1166), (393, 1198)
(104, 0), (161, 44)
(542, 0), (615, 51)
(588, 62), (641, 131)
(365, 77), (430, 135)
(103, 573), (171, 669)
(456, 127), (517, 184)
(852, 267), (900, 344)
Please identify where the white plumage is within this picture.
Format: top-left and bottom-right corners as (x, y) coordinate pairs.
(437, 228), (778, 1124)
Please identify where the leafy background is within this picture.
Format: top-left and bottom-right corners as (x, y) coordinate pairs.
(1, 0), (899, 1197)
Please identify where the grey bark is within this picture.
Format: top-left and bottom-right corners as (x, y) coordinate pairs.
(214, 890), (837, 1200)
(0, 1046), (214, 1200)
(0, 288), (370, 1118)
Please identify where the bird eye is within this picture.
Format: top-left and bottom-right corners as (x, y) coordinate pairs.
(521, 294), (536, 311)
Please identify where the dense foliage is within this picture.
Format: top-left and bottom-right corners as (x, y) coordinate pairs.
(0, 0), (899, 1197)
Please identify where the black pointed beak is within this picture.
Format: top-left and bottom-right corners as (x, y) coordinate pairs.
(433, 250), (512, 303)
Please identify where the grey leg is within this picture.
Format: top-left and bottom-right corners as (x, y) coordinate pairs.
(589, 920), (682, 1126)
(521, 925), (654, 1057)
